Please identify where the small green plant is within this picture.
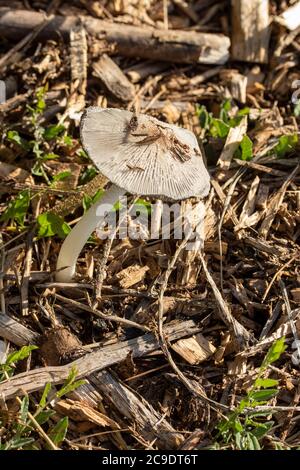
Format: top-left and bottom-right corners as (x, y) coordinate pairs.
(0, 190), (31, 228)
(37, 212), (71, 238)
(0, 344), (85, 450)
(5, 87), (73, 184)
(273, 134), (298, 158)
(214, 337), (286, 450)
(196, 101), (254, 160)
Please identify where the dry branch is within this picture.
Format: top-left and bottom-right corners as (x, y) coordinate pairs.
(93, 54), (135, 103)
(0, 312), (40, 346)
(0, 313), (184, 448)
(0, 319), (200, 400)
(0, 7), (230, 65)
(90, 371), (183, 448)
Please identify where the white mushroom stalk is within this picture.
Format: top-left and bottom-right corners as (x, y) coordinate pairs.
(56, 184), (125, 282)
(56, 107), (210, 282)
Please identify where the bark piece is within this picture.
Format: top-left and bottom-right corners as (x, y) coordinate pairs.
(0, 7), (230, 65)
(93, 54), (135, 102)
(217, 116), (248, 170)
(115, 264), (149, 288)
(0, 319), (201, 399)
(231, 0), (270, 63)
(91, 371), (183, 448)
(0, 312), (40, 346)
(55, 398), (119, 429)
(172, 333), (216, 364)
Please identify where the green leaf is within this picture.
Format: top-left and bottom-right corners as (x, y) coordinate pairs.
(49, 416), (68, 446)
(237, 107), (250, 116)
(197, 105), (211, 130)
(254, 378), (279, 389)
(7, 130), (30, 151)
(240, 135), (253, 160)
(251, 421), (274, 439)
(15, 395), (30, 435)
(294, 101), (300, 117)
(82, 188), (104, 212)
(43, 153), (60, 160)
(0, 190), (31, 226)
(43, 124), (65, 140)
(56, 366), (85, 398)
(35, 409), (56, 425)
(39, 382), (52, 408)
(79, 166), (98, 185)
(219, 99), (231, 124)
(6, 345), (38, 366)
(51, 171), (72, 184)
(274, 134), (298, 157)
(63, 134), (73, 147)
(37, 212), (71, 239)
(261, 337), (286, 370)
(4, 436), (36, 450)
(210, 118), (230, 138)
(134, 198), (152, 215)
(246, 433), (261, 450)
(248, 389), (278, 402)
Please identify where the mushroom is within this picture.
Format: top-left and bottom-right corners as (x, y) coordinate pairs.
(56, 107), (210, 282)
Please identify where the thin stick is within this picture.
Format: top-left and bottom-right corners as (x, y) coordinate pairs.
(157, 224), (229, 412)
(55, 293), (150, 332)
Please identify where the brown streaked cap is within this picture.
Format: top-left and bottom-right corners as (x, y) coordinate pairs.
(80, 107), (210, 201)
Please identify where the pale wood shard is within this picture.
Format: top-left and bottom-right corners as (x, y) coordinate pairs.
(0, 319), (201, 400)
(93, 54), (135, 103)
(91, 371), (184, 448)
(230, 72), (248, 103)
(176, 200), (206, 285)
(55, 399), (120, 429)
(126, 61), (169, 83)
(231, 0), (270, 63)
(0, 312), (40, 346)
(279, 1), (300, 31)
(235, 175), (261, 232)
(218, 116), (248, 170)
(172, 333), (216, 364)
(0, 8), (230, 65)
(115, 264), (149, 288)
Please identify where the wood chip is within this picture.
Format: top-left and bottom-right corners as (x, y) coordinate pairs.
(115, 264), (149, 288)
(172, 333), (216, 364)
(55, 398), (120, 428)
(93, 54), (135, 102)
(218, 116), (248, 170)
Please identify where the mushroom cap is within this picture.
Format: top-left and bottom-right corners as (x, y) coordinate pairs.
(80, 107), (210, 201)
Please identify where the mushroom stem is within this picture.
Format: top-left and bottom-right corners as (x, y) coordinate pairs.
(56, 184), (126, 282)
